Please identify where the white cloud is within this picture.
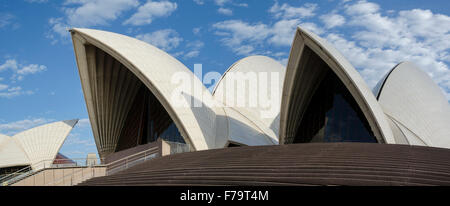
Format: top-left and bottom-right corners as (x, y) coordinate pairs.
(124, 0), (177, 26)
(211, 0), (449, 100)
(0, 58), (46, 97)
(193, 27), (201, 35)
(48, 18), (68, 37)
(47, 0), (139, 42)
(0, 118), (52, 135)
(235, 45), (255, 56)
(210, 0), (246, 8)
(320, 13), (346, 28)
(269, 19), (300, 46)
(218, 7), (233, 16)
(0, 13), (14, 28)
(25, 0), (48, 3)
(0, 59), (47, 81)
(12, 64), (47, 81)
(234, 3), (248, 7)
(267, 1), (322, 47)
(300, 22), (324, 35)
(184, 50), (200, 59)
(212, 19), (299, 54)
(324, 0), (450, 97)
(214, 0), (230, 6)
(76, 118), (91, 128)
(212, 20), (271, 55)
(64, 135), (92, 146)
(60, 118), (95, 149)
(0, 84), (8, 91)
(170, 40), (204, 59)
(212, 2), (323, 56)
(193, 0), (204, 5)
(184, 40), (204, 59)
(0, 59), (18, 72)
(269, 2), (317, 19)
(65, 0), (139, 27)
(16, 64), (47, 75)
(345, 0), (379, 15)
(0, 86), (34, 98)
(212, 18), (322, 54)
(136, 29), (183, 51)
(213, 20), (270, 44)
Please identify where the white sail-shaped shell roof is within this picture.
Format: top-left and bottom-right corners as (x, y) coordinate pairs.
(0, 134), (29, 168)
(71, 28), (219, 157)
(376, 62), (450, 148)
(70, 27), (450, 154)
(213, 56), (285, 145)
(0, 120), (78, 170)
(279, 27), (395, 144)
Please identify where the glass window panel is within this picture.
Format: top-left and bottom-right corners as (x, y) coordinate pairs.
(293, 51), (377, 144)
(116, 82), (185, 152)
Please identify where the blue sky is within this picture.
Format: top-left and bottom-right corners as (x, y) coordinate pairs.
(0, 0), (449, 159)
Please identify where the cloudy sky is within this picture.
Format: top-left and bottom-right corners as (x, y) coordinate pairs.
(0, 0), (449, 159)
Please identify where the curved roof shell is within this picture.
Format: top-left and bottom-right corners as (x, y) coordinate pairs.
(0, 120), (78, 170)
(0, 134), (29, 168)
(219, 107), (276, 146)
(70, 28), (218, 157)
(213, 56), (285, 145)
(279, 27), (395, 144)
(376, 62), (450, 148)
(71, 28), (450, 153)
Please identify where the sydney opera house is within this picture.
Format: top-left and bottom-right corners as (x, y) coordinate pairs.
(2, 26), (450, 186)
(69, 26), (450, 151)
(67, 27), (450, 186)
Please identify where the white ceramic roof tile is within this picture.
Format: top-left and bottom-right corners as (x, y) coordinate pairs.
(378, 62), (450, 148)
(0, 120), (77, 170)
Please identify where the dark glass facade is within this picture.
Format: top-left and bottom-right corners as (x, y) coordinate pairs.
(115, 84), (185, 152)
(292, 49), (377, 143)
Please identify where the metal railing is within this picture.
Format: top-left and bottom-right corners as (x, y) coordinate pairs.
(45, 166), (105, 186)
(1, 140), (191, 186)
(0, 158), (102, 186)
(105, 146), (159, 175)
(1, 146), (161, 186)
(104, 141), (191, 175)
(0, 166), (32, 186)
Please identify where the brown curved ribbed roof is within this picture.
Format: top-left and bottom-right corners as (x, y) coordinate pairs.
(79, 143), (450, 186)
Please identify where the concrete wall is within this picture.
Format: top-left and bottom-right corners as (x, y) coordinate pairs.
(12, 166), (106, 186)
